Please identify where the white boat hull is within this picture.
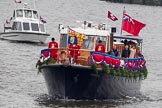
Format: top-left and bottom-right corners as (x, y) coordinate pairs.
(0, 32), (50, 43)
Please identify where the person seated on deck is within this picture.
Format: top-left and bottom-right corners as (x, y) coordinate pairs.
(48, 37), (58, 60)
(108, 45), (119, 57)
(121, 44), (130, 58)
(95, 40), (105, 53)
(68, 44), (80, 64)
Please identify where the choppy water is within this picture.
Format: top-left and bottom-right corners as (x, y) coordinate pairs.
(0, 0), (162, 108)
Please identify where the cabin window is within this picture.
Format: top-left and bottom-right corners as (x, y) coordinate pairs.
(24, 10), (32, 18)
(33, 11), (38, 19)
(11, 22), (22, 30)
(82, 35), (94, 49)
(16, 10), (23, 17)
(60, 34), (68, 47)
(23, 22), (30, 30)
(31, 23), (39, 31)
(39, 24), (45, 32)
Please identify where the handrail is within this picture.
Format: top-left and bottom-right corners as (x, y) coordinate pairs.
(40, 48), (145, 67)
(90, 51), (144, 60)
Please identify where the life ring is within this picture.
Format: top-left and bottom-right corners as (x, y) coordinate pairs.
(60, 50), (66, 63)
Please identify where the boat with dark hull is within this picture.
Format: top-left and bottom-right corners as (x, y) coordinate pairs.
(40, 64), (142, 100)
(36, 22), (148, 100)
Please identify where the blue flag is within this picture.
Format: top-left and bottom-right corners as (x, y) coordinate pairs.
(68, 36), (78, 44)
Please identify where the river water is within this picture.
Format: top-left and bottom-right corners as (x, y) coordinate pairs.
(0, 0), (162, 108)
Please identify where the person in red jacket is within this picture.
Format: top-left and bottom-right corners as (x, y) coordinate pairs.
(95, 40), (105, 53)
(69, 44), (80, 63)
(48, 38), (58, 60)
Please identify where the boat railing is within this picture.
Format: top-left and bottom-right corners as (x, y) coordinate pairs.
(37, 48), (148, 80)
(90, 51), (146, 71)
(4, 26), (12, 32)
(40, 48), (92, 65)
(39, 47), (145, 68)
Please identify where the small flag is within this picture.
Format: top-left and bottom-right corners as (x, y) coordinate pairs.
(107, 11), (118, 21)
(5, 20), (10, 24)
(41, 49), (50, 58)
(5, 17), (13, 25)
(15, 0), (21, 3)
(40, 16), (47, 23)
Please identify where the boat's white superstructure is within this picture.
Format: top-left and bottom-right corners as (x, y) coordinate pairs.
(58, 22), (143, 53)
(0, 3), (49, 43)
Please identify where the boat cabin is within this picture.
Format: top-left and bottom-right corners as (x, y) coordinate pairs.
(58, 24), (143, 66)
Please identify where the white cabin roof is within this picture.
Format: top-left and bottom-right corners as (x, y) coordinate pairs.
(59, 24), (143, 42)
(60, 27), (111, 37)
(114, 34), (143, 42)
(15, 8), (38, 11)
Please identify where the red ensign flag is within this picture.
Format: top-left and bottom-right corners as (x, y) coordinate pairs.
(122, 13), (146, 36)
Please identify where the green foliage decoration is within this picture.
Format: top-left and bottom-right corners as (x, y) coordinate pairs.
(36, 57), (54, 73)
(99, 65), (148, 80)
(90, 63), (97, 73)
(36, 56), (148, 80)
(141, 67), (148, 79)
(102, 65), (110, 74)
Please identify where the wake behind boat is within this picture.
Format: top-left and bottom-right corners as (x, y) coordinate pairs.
(36, 20), (148, 100)
(0, 1), (50, 43)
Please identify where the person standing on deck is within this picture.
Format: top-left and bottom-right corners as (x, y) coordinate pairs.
(48, 37), (58, 60)
(68, 44), (80, 64)
(95, 40), (105, 53)
(135, 46), (142, 58)
(108, 45), (119, 57)
(129, 44), (136, 58)
(121, 44), (130, 58)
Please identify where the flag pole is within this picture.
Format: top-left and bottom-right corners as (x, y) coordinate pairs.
(106, 11), (109, 30)
(106, 11), (110, 52)
(120, 6), (125, 35)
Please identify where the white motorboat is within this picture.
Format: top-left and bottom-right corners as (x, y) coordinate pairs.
(0, 3), (50, 43)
